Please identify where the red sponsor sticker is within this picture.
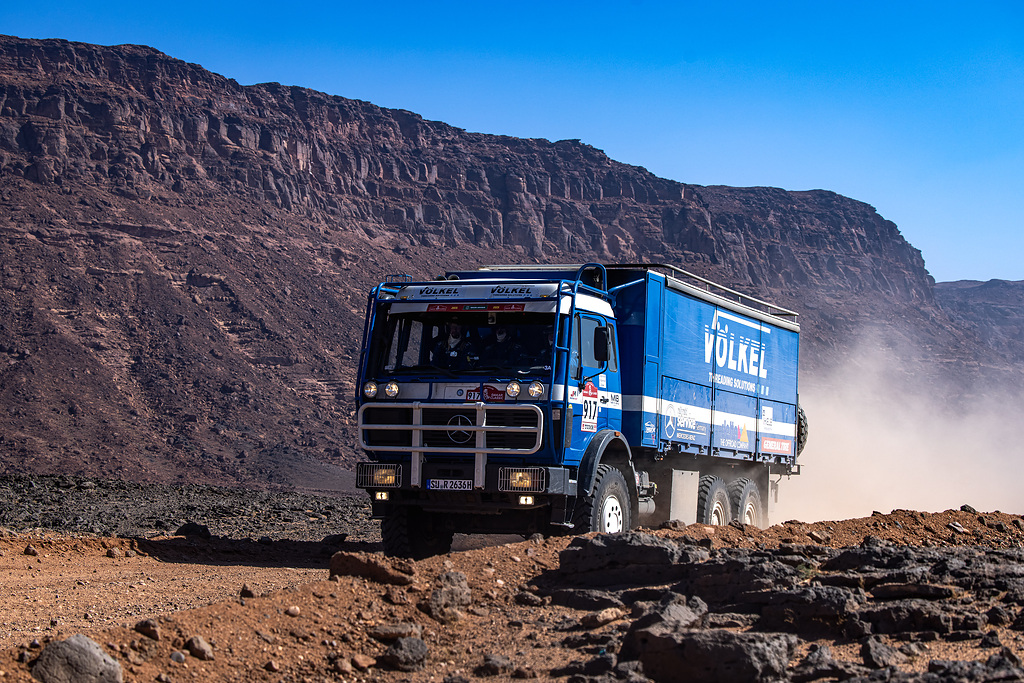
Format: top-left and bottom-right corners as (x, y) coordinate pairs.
(761, 438), (793, 455)
(467, 385), (507, 402)
(581, 382), (599, 433)
(425, 303), (525, 312)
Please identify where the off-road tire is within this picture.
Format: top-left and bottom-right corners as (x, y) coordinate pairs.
(573, 464), (631, 534)
(728, 477), (764, 528)
(796, 404), (809, 456)
(381, 507), (454, 559)
(697, 475), (732, 526)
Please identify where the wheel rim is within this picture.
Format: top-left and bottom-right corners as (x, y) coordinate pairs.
(710, 497), (728, 526)
(741, 501), (758, 526)
(601, 495), (624, 533)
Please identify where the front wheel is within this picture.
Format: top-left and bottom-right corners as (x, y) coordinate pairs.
(574, 464), (632, 534)
(381, 507), (454, 559)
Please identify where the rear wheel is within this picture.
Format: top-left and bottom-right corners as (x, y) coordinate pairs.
(796, 405), (809, 455)
(696, 475), (732, 526)
(381, 507), (454, 559)
(574, 464), (631, 533)
(728, 477), (764, 528)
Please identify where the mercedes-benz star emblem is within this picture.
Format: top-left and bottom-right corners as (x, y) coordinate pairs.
(447, 414), (473, 444)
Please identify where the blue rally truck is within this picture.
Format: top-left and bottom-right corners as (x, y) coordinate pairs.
(355, 264), (805, 557)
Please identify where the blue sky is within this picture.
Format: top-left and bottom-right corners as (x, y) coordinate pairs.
(3, 1), (1022, 282)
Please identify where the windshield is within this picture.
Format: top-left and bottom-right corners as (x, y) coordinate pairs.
(367, 308), (559, 378)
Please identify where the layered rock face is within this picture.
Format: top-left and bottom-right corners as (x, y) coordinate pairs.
(0, 35), (1003, 485)
(934, 280), (1024, 365)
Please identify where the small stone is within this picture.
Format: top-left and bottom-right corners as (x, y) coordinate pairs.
(170, 650), (186, 664)
(384, 586), (410, 605)
(264, 660), (280, 672)
(380, 636), (428, 672)
(476, 653), (513, 676)
(369, 623), (423, 641)
(514, 591), (544, 606)
(960, 504), (979, 514)
(987, 606), (1012, 627)
(581, 607), (627, 629)
(24, 544), (39, 556)
(175, 521), (212, 539)
(808, 530), (832, 544)
(980, 631), (1002, 648)
(240, 584), (255, 598)
(351, 653), (376, 670)
(862, 637), (907, 668)
(425, 571), (472, 624)
(186, 635), (214, 660)
(334, 657), (354, 674)
(106, 547), (124, 559)
(134, 618), (161, 641)
(285, 605), (301, 617)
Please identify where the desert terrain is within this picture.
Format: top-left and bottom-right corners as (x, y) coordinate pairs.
(3, 476), (1024, 682)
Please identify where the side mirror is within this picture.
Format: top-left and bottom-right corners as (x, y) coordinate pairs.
(593, 327), (610, 363)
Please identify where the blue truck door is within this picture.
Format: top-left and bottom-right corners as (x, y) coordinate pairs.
(566, 313), (620, 463)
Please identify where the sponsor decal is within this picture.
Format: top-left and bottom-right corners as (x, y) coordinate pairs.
(490, 285), (534, 297)
(418, 286), (460, 297)
(762, 438), (793, 455)
(704, 310), (768, 384)
(581, 381), (599, 433)
(717, 419), (752, 449)
(467, 385), (507, 401)
(426, 303), (525, 312)
(644, 420), (656, 436)
(664, 403), (707, 441)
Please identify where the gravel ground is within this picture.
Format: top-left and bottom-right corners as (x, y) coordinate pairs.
(0, 474), (379, 544)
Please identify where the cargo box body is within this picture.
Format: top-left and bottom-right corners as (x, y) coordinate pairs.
(609, 268), (800, 472)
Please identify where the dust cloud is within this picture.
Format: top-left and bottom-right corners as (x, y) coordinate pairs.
(773, 340), (1024, 523)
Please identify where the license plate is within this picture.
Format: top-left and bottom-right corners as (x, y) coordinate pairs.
(427, 479), (473, 491)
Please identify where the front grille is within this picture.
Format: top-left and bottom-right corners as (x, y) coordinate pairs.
(358, 402), (543, 455)
(361, 407), (412, 448)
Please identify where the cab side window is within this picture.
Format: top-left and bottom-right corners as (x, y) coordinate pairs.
(572, 315), (616, 378)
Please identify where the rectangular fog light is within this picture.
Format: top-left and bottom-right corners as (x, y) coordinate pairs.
(518, 495), (534, 506)
(374, 491), (390, 501)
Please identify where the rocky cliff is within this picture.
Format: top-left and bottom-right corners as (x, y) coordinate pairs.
(0, 35), (1006, 487)
(934, 280), (1024, 365)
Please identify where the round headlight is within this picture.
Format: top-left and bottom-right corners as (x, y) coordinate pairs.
(527, 381), (544, 398)
(362, 381), (378, 399)
(506, 380), (521, 398)
(384, 381), (400, 398)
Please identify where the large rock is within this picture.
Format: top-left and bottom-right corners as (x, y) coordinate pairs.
(628, 628), (797, 683)
(31, 634), (123, 683)
(559, 532), (709, 586)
